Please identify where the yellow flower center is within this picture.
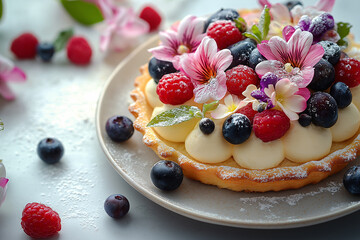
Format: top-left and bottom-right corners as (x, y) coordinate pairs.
(284, 63), (293, 73)
(177, 44), (190, 55)
(227, 103), (238, 113)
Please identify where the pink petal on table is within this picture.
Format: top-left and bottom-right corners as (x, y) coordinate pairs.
(0, 67), (26, 82)
(313, 0), (335, 12)
(0, 81), (15, 101)
(0, 178), (8, 188)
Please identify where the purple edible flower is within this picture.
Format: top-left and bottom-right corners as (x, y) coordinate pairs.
(308, 13), (335, 43)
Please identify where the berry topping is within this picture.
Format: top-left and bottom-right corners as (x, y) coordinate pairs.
(284, 1), (303, 11)
(308, 13), (335, 42)
(236, 103), (257, 123)
(222, 113), (252, 144)
(10, 33), (39, 59)
(249, 48), (266, 69)
(207, 20), (243, 50)
(66, 36), (92, 65)
(298, 113), (312, 127)
(344, 165), (360, 195)
(307, 92), (338, 128)
(156, 72), (194, 105)
(253, 109), (290, 142)
(204, 8), (240, 31)
(227, 40), (256, 69)
(308, 58), (335, 91)
(319, 41), (340, 66)
(37, 138), (64, 164)
(148, 57), (177, 84)
(104, 194), (130, 219)
(150, 160), (183, 191)
(21, 202), (61, 239)
(105, 115), (134, 142)
(37, 42), (55, 62)
(199, 118), (215, 135)
(139, 5), (162, 32)
(330, 82), (352, 109)
(334, 57), (360, 88)
(226, 65), (259, 96)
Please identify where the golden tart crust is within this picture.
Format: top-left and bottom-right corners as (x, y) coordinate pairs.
(129, 65), (360, 192)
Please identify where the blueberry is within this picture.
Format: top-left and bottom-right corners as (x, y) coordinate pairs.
(330, 82), (352, 109)
(104, 194), (130, 218)
(150, 160), (183, 191)
(37, 138), (64, 164)
(105, 116), (134, 142)
(222, 113), (252, 144)
(36, 43), (55, 62)
(298, 113), (312, 127)
(307, 92), (338, 128)
(148, 57), (177, 84)
(199, 118), (215, 135)
(227, 40), (256, 69)
(319, 41), (340, 65)
(204, 8), (240, 31)
(284, 1), (303, 11)
(343, 165), (360, 195)
(308, 58), (335, 91)
(249, 48), (266, 69)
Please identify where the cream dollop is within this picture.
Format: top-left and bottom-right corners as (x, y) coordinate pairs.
(145, 79), (163, 108)
(185, 119), (232, 163)
(282, 121), (332, 163)
(151, 104), (199, 142)
(233, 133), (284, 169)
(330, 103), (360, 142)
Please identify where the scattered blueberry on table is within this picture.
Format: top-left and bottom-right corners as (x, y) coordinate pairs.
(104, 194), (130, 219)
(37, 138), (64, 164)
(36, 42), (55, 62)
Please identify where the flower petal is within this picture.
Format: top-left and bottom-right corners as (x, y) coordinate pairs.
(212, 49), (233, 72)
(287, 29), (313, 67)
(270, 3), (291, 23)
(275, 78), (298, 97)
(178, 15), (205, 48)
(295, 87), (311, 101)
(257, 43), (278, 60)
(296, 66), (314, 88)
(314, 0), (335, 12)
(0, 81), (15, 101)
(211, 104), (231, 119)
(302, 43), (324, 67)
(0, 67), (26, 82)
(267, 36), (288, 63)
(282, 95), (307, 113)
(277, 101), (299, 120)
(258, 0), (272, 8)
(255, 60), (285, 78)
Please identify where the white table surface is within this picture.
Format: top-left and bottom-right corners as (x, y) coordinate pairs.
(1, 0), (360, 239)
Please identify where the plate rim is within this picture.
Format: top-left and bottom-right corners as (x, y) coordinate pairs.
(95, 36), (360, 229)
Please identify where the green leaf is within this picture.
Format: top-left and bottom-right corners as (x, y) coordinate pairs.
(147, 105), (201, 127)
(243, 31), (261, 43)
(234, 17), (247, 33)
(60, 0), (104, 25)
(337, 38), (349, 48)
(251, 25), (262, 40)
(337, 22), (352, 39)
(0, 0), (3, 20)
(202, 101), (219, 114)
(258, 6), (270, 40)
(0, 119), (3, 131)
(53, 28), (74, 52)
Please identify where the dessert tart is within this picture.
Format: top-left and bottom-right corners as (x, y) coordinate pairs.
(129, 0), (360, 192)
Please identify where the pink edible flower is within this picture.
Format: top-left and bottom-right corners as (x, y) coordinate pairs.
(256, 29), (324, 88)
(96, 0), (149, 52)
(180, 37), (232, 103)
(0, 55), (26, 101)
(149, 15), (205, 70)
(264, 78), (308, 120)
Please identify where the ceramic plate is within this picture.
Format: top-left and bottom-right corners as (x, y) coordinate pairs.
(95, 36), (360, 229)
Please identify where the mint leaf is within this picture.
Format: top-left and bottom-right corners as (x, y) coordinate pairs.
(0, 119), (3, 131)
(337, 22), (352, 39)
(54, 28), (74, 52)
(243, 31), (261, 43)
(147, 105), (201, 127)
(60, 0), (104, 25)
(202, 101), (219, 114)
(337, 38), (349, 47)
(0, 0), (3, 20)
(258, 6), (270, 40)
(234, 17), (247, 33)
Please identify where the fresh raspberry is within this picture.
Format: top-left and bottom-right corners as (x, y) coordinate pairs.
(156, 72), (194, 105)
(21, 202), (61, 239)
(66, 36), (92, 65)
(253, 109), (290, 142)
(236, 103), (257, 123)
(10, 33), (39, 59)
(207, 20), (243, 49)
(139, 5), (162, 32)
(334, 58), (360, 88)
(226, 65), (259, 96)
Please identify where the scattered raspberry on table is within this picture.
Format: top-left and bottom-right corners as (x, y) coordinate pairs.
(21, 202), (61, 239)
(10, 33), (39, 59)
(66, 36), (92, 65)
(139, 5), (162, 32)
